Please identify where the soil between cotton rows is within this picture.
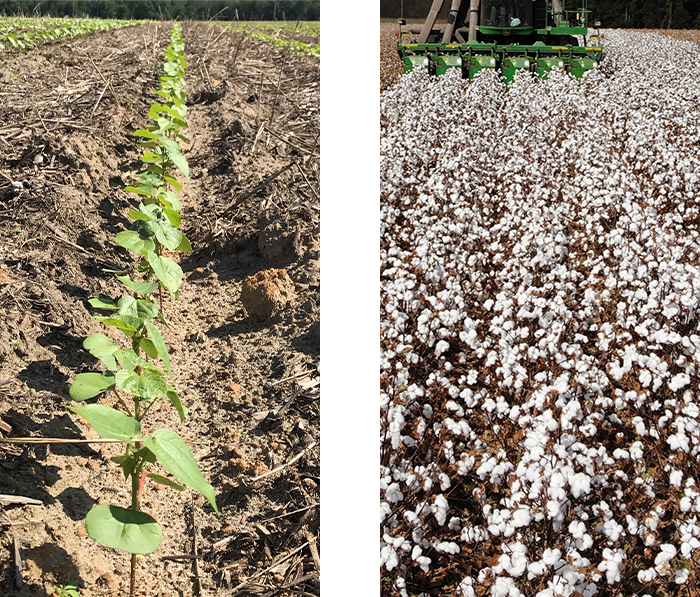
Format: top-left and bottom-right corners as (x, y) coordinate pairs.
(0, 21), (319, 597)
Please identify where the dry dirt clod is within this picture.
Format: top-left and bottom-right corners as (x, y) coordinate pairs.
(240, 268), (295, 321)
(226, 382), (243, 398)
(258, 212), (304, 265)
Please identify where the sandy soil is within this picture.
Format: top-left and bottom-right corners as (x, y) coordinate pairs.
(0, 21), (319, 597)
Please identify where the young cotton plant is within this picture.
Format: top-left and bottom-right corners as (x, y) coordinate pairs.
(122, 22), (191, 304)
(67, 23), (213, 596)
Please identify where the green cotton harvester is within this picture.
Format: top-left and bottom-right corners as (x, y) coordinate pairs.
(397, 0), (603, 82)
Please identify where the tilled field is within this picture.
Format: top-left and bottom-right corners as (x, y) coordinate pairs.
(0, 21), (319, 597)
(381, 30), (700, 597)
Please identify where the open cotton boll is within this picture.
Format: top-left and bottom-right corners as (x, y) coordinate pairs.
(670, 469), (684, 486)
(381, 544), (399, 571)
(458, 577), (476, 597)
(569, 473), (592, 498)
(386, 483), (404, 503)
(675, 568), (690, 584)
(598, 548), (625, 584)
(541, 548), (561, 566)
(638, 568), (657, 583)
(669, 373), (691, 391)
(492, 576), (521, 597)
(654, 543), (678, 566)
(435, 541), (460, 554)
(512, 508), (531, 527)
(434, 494), (449, 526)
(569, 520), (586, 539)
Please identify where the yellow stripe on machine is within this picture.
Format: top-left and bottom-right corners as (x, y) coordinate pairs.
(550, 46), (568, 49)
(584, 47), (602, 51)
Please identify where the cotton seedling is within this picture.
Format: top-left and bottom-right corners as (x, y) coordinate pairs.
(68, 23), (215, 597)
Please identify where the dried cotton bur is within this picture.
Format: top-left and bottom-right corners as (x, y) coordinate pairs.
(380, 30), (700, 597)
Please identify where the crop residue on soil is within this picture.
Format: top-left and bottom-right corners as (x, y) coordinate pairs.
(0, 21), (319, 597)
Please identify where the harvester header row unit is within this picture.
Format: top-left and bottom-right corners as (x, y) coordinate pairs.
(397, 0), (603, 81)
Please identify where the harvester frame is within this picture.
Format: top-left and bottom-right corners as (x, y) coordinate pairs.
(397, 0), (603, 81)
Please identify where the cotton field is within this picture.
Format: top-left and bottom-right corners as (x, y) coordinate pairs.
(380, 31), (700, 597)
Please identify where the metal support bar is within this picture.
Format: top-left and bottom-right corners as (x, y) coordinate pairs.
(443, 0), (464, 43)
(418, 0), (447, 43)
(467, 0), (480, 41)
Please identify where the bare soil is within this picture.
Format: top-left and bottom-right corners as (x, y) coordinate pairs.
(380, 21), (407, 93)
(0, 21), (319, 597)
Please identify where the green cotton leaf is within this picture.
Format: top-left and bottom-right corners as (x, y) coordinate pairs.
(115, 274), (159, 296)
(166, 388), (187, 422)
(114, 230), (156, 256)
(153, 221), (183, 252)
(68, 404), (141, 442)
(154, 89), (174, 102)
(88, 297), (118, 310)
(147, 473), (185, 491)
(137, 259), (152, 273)
(145, 321), (171, 377)
(161, 138), (189, 179)
(139, 204), (182, 251)
(93, 316), (138, 337)
(148, 103), (187, 127)
(139, 203), (163, 220)
(83, 334), (119, 370)
(142, 429), (218, 513)
(128, 210), (152, 222)
(116, 296), (159, 330)
(113, 349), (163, 375)
(70, 372), (116, 402)
(176, 234), (192, 254)
(110, 454), (137, 479)
(115, 369), (168, 401)
(174, 131), (190, 145)
(163, 62), (182, 77)
(125, 185), (156, 197)
(159, 191), (181, 213)
(162, 175), (182, 191)
(147, 251), (183, 297)
(139, 337), (159, 359)
(85, 505), (162, 554)
(142, 151), (165, 164)
(164, 208), (181, 228)
(132, 128), (158, 140)
(145, 164), (165, 177)
(156, 116), (176, 133)
(134, 446), (157, 464)
(171, 102), (187, 119)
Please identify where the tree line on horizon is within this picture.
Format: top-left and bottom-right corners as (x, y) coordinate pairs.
(380, 0), (700, 29)
(0, 0), (320, 21)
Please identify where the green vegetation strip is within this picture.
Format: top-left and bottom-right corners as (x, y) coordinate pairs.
(218, 21), (320, 58)
(67, 22), (216, 594)
(0, 16), (144, 51)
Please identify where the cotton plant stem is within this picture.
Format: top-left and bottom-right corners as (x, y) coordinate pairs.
(129, 458), (146, 597)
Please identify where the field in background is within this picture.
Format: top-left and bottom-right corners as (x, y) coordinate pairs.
(381, 26), (700, 597)
(1, 19), (319, 597)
